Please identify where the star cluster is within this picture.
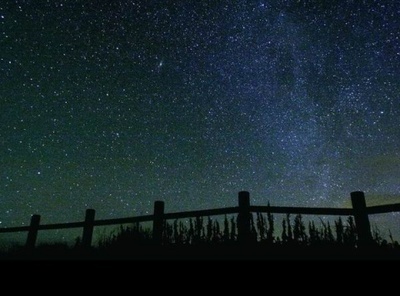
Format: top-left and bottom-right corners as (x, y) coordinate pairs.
(1, 1), (399, 239)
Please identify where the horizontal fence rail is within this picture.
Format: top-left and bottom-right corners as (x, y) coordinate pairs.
(93, 214), (155, 226)
(249, 206), (354, 216)
(0, 226), (31, 233)
(163, 206), (239, 220)
(0, 191), (399, 250)
(367, 203), (400, 215)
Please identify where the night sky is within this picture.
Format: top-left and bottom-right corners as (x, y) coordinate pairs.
(1, 1), (400, 239)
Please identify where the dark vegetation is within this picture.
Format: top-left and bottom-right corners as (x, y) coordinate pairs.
(1, 213), (400, 260)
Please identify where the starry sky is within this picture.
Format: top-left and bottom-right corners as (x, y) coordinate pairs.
(1, 1), (400, 240)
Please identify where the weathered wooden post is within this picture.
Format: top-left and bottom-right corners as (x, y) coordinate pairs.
(82, 209), (95, 249)
(153, 201), (164, 245)
(26, 214), (41, 249)
(351, 191), (372, 247)
(237, 191), (251, 244)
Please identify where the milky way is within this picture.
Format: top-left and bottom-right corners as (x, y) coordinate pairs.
(1, 1), (400, 242)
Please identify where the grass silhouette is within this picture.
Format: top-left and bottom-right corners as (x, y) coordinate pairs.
(2, 213), (399, 260)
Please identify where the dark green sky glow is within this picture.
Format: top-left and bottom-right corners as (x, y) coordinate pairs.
(1, 1), (399, 241)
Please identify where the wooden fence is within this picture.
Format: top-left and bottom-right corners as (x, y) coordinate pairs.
(1, 191), (400, 249)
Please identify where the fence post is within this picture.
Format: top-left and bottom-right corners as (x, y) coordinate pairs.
(237, 191), (251, 244)
(26, 214), (41, 249)
(351, 191), (372, 247)
(153, 201), (165, 245)
(82, 209), (95, 249)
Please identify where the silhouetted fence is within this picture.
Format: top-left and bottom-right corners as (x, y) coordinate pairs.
(1, 191), (400, 249)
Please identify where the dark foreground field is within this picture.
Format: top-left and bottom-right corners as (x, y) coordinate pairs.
(2, 242), (400, 260)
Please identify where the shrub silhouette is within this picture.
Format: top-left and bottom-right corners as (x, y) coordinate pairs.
(2, 213), (400, 260)
(97, 213), (400, 252)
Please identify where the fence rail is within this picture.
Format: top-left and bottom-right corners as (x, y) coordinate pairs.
(249, 206), (353, 216)
(0, 191), (399, 249)
(366, 203), (400, 214)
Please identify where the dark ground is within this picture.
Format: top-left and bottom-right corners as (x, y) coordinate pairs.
(2, 242), (400, 261)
